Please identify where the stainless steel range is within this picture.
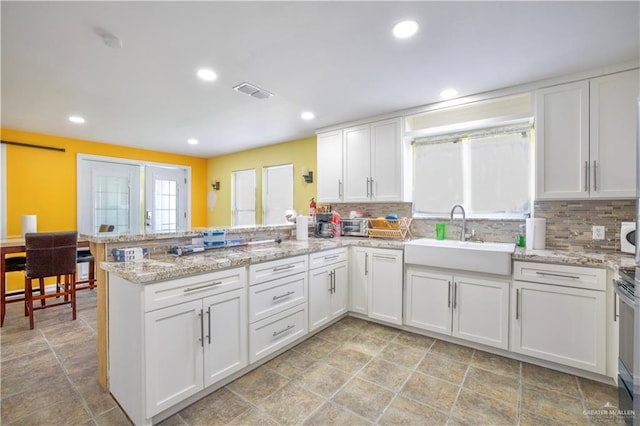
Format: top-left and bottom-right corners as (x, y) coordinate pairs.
(613, 268), (639, 424)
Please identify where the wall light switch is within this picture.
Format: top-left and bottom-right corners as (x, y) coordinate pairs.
(592, 225), (605, 240)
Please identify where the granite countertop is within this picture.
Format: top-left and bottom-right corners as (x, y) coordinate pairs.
(513, 247), (636, 273)
(101, 237), (405, 283)
(101, 233), (636, 284)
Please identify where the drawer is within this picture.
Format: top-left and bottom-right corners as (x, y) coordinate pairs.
(513, 261), (606, 291)
(249, 255), (308, 285)
(144, 267), (247, 312)
(249, 272), (307, 323)
(249, 303), (308, 363)
(309, 248), (348, 270)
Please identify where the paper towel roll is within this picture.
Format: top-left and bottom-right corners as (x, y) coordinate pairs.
(296, 216), (309, 241)
(21, 215), (37, 237)
(526, 218), (546, 250)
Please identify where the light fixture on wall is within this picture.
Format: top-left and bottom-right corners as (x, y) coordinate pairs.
(211, 180), (220, 191)
(302, 168), (313, 183)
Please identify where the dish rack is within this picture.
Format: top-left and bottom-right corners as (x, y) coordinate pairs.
(367, 217), (413, 240)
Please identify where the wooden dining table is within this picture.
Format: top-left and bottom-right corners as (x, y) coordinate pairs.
(1, 236), (90, 327)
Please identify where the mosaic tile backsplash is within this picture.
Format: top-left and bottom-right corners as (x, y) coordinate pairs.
(331, 199), (636, 252)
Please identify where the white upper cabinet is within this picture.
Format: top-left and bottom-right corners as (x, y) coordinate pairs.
(317, 117), (403, 203)
(316, 130), (344, 203)
(535, 69), (638, 200)
(589, 69), (639, 198)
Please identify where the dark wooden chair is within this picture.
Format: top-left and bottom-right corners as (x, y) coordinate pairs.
(24, 231), (78, 329)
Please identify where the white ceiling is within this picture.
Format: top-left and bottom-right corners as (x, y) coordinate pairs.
(2, 1), (639, 158)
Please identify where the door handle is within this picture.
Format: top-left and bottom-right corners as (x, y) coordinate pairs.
(516, 289), (520, 320)
(613, 287), (618, 322)
(369, 177), (374, 198)
(447, 281), (451, 308)
(364, 253), (368, 275)
(366, 177), (370, 197)
(198, 309), (204, 347)
(338, 179), (343, 197)
(206, 306), (211, 345)
(584, 161), (589, 192)
(453, 282), (458, 309)
(592, 160), (597, 192)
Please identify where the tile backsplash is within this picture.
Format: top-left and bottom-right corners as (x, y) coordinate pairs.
(534, 199), (635, 252)
(331, 199), (636, 252)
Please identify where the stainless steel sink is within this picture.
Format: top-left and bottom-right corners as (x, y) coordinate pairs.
(404, 238), (515, 275)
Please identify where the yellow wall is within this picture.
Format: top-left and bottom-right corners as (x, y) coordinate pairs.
(2, 128), (209, 290)
(207, 136), (317, 226)
(2, 128), (209, 234)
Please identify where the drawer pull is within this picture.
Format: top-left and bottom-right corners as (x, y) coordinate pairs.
(184, 281), (222, 292)
(324, 254), (340, 261)
(273, 264), (295, 272)
(535, 272), (580, 280)
(272, 291), (295, 301)
(272, 324), (295, 337)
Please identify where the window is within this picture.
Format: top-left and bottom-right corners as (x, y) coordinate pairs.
(232, 169), (256, 226)
(262, 164), (293, 225)
(412, 122), (532, 218)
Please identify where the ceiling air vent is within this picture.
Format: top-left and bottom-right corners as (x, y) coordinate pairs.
(232, 82), (273, 100)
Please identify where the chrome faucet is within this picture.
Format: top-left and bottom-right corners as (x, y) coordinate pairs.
(450, 204), (467, 241)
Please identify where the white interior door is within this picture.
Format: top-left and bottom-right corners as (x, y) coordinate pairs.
(232, 169), (256, 226)
(145, 166), (188, 232)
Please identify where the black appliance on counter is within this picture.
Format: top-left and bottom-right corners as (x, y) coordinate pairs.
(314, 213), (334, 238)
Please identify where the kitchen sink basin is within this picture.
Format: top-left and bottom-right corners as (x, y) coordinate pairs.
(404, 238), (515, 275)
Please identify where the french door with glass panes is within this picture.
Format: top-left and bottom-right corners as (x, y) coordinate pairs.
(145, 166), (188, 232)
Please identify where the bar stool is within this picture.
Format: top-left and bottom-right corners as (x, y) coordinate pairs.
(24, 231), (78, 329)
(1, 256), (46, 327)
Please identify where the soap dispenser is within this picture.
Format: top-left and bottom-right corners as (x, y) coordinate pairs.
(517, 224), (526, 247)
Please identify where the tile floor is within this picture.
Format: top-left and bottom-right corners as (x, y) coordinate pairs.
(0, 290), (628, 425)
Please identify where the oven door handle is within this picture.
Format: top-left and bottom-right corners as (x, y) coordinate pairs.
(613, 279), (635, 309)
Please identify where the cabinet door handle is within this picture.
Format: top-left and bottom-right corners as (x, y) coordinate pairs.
(535, 271), (580, 280)
(613, 287), (618, 322)
(273, 290), (295, 301)
(516, 289), (520, 320)
(584, 161), (589, 192)
(447, 281), (451, 308)
(453, 282), (458, 310)
(328, 270), (334, 293)
(338, 179), (343, 197)
(184, 281), (222, 292)
(369, 177), (374, 198)
(364, 253), (368, 275)
(206, 306), (211, 345)
(198, 309), (204, 347)
(366, 177), (370, 197)
(272, 324), (295, 337)
(592, 160), (597, 192)
(332, 270), (336, 294)
(273, 264), (295, 272)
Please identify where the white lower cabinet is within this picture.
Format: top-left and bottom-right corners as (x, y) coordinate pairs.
(108, 267), (248, 425)
(145, 288), (247, 416)
(248, 256), (309, 363)
(405, 266), (510, 350)
(350, 247), (403, 325)
(309, 248), (348, 331)
(511, 261), (607, 374)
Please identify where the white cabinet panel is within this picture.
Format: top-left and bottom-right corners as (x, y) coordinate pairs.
(317, 131), (343, 202)
(371, 119), (403, 202)
(343, 124), (372, 202)
(145, 300), (204, 416)
(203, 289), (248, 387)
(405, 268), (451, 334)
(249, 303), (308, 363)
(350, 246), (369, 315)
(453, 275), (509, 350)
(511, 280), (606, 374)
(368, 249), (403, 325)
(309, 265), (332, 330)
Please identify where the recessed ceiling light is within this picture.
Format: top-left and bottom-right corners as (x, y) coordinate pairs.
(197, 69), (217, 81)
(68, 116), (85, 124)
(392, 20), (419, 39)
(301, 112), (315, 120)
(440, 88), (459, 99)
(187, 139), (198, 145)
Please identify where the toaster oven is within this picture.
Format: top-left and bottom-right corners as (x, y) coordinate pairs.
(341, 218), (368, 237)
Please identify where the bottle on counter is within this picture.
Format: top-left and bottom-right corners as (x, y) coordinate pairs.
(517, 224), (526, 247)
(309, 198), (316, 217)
